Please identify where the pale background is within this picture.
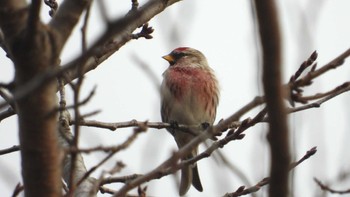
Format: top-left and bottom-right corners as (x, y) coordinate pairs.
(1, 0), (350, 196)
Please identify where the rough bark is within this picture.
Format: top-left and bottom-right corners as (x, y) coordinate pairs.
(0, 0), (90, 196)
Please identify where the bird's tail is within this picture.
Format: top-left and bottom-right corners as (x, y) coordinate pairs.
(192, 164), (203, 192)
(179, 164), (192, 196)
(179, 150), (203, 196)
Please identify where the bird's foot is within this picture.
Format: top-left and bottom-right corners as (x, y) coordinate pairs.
(201, 122), (222, 140)
(169, 120), (179, 129)
(201, 122), (211, 130)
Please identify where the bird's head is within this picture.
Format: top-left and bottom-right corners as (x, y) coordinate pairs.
(162, 47), (209, 68)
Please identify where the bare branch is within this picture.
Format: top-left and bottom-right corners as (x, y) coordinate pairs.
(185, 109), (267, 166)
(287, 82), (350, 114)
(299, 81), (350, 102)
(131, 23), (154, 40)
(131, 0), (139, 11)
(11, 183), (24, 197)
(99, 186), (117, 195)
(223, 147), (317, 197)
(63, 0), (181, 84)
(58, 78), (97, 197)
(71, 119), (203, 136)
(289, 147), (317, 170)
(0, 0), (183, 112)
(298, 48), (350, 85)
(67, 64), (88, 195)
(101, 174), (142, 185)
(0, 107), (15, 122)
(112, 106), (265, 196)
(44, 0), (58, 17)
(289, 51), (318, 84)
(0, 145), (20, 155)
(254, 1), (290, 197)
(81, 0), (92, 53)
(49, 0), (91, 52)
(0, 88), (14, 106)
(0, 88), (16, 121)
(72, 78), (350, 135)
(27, 0), (41, 38)
(76, 127), (146, 187)
(62, 46), (349, 195)
(288, 51), (318, 105)
(0, 0), (28, 35)
(314, 178), (350, 194)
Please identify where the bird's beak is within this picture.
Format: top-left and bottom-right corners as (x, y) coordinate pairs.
(162, 54), (175, 65)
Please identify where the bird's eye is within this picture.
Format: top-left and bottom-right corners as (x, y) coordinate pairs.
(173, 52), (186, 60)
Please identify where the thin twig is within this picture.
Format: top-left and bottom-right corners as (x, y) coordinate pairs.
(100, 186), (117, 194)
(11, 183), (24, 197)
(0, 107), (15, 122)
(67, 60), (85, 195)
(44, 0), (58, 17)
(101, 174), (142, 185)
(288, 51), (318, 105)
(185, 109), (267, 166)
(224, 147), (317, 197)
(46, 86), (96, 118)
(67, 144), (140, 154)
(76, 127), (146, 186)
(131, 0), (139, 11)
(215, 150), (256, 197)
(314, 178), (350, 194)
(299, 48), (350, 85)
(0, 88), (13, 105)
(72, 79), (350, 133)
(59, 77), (98, 196)
(71, 119), (201, 136)
(289, 147), (317, 170)
(131, 23), (154, 39)
(287, 83), (350, 114)
(112, 107), (267, 196)
(0, 145), (20, 155)
(300, 81), (350, 101)
(0, 88), (16, 116)
(81, 1), (92, 53)
(0, 0), (183, 112)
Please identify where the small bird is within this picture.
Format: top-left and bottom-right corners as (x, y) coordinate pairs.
(160, 47), (219, 195)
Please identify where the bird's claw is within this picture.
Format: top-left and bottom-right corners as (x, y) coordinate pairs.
(201, 122), (210, 130)
(201, 122), (221, 140)
(170, 120), (179, 129)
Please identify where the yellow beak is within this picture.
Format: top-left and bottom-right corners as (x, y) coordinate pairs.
(162, 54), (175, 64)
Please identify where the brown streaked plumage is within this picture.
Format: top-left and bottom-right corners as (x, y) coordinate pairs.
(160, 47), (219, 196)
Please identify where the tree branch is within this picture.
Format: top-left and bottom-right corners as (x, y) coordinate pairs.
(0, 0), (28, 41)
(298, 48), (350, 86)
(314, 178), (350, 195)
(27, 0), (41, 38)
(62, 0), (181, 85)
(224, 147), (317, 197)
(49, 0), (91, 52)
(0, 145), (20, 155)
(0, 0), (182, 112)
(0, 1), (64, 196)
(254, 1), (291, 197)
(59, 105), (97, 196)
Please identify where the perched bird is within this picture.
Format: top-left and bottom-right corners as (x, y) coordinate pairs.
(160, 47), (219, 195)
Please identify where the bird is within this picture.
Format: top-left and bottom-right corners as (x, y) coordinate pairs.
(160, 47), (219, 196)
